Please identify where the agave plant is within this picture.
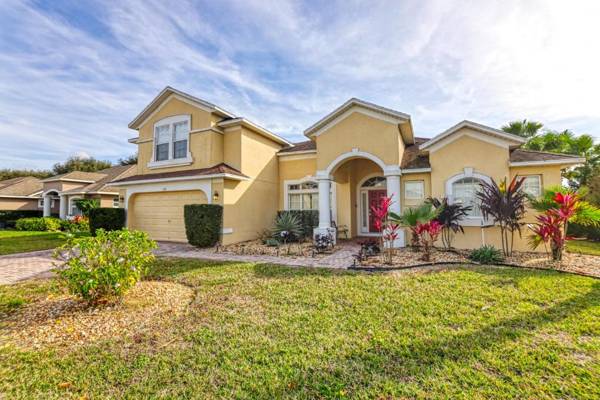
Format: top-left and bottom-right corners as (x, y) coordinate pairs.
(389, 203), (438, 248)
(427, 197), (472, 250)
(272, 212), (303, 244)
(475, 177), (527, 257)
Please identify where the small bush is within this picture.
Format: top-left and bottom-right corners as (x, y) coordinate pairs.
(264, 238), (280, 247)
(277, 210), (318, 239)
(15, 217), (61, 232)
(184, 204), (223, 247)
(60, 215), (90, 233)
(469, 245), (504, 264)
(568, 222), (600, 241)
(273, 212), (303, 243)
(54, 229), (157, 303)
(0, 210), (42, 228)
(89, 208), (126, 236)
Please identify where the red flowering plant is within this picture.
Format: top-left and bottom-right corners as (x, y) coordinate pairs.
(529, 192), (578, 261)
(370, 195), (399, 264)
(414, 220), (442, 261)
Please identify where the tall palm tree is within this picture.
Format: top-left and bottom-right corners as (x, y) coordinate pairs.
(501, 119), (543, 138)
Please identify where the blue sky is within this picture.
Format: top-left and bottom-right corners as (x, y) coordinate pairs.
(1, 0), (599, 169)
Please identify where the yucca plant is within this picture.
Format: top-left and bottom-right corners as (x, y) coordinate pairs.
(476, 177), (527, 257)
(427, 197), (472, 250)
(272, 212), (303, 244)
(389, 203), (438, 248)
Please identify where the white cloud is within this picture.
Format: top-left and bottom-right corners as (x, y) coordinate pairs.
(0, 0), (598, 169)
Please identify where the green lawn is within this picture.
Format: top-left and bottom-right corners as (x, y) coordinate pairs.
(0, 230), (89, 255)
(567, 239), (600, 256)
(1, 260), (599, 399)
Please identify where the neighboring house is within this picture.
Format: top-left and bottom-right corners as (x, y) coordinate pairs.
(0, 177), (43, 210)
(41, 165), (135, 218)
(111, 87), (583, 249)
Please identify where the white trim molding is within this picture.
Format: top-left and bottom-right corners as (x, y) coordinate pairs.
(509, 158), (585, 167)
(445, 168), (493, 227)
(401, 168), (431, 174)
(111, 173), (248, 187)
(324, 149), (387, 176)
(283, 176), (337, 223)
(420, 120), (525, 152)
(148, 114), (193, 169)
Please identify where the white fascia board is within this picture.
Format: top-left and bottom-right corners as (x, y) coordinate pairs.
(277, 150), (317, 157)
(304, 98), (410, 137)
(0, 195), (41, 199)
(128, 137), (139, 144)
(41, 178), (96, 183)
(509, 158), (585, 167)
(420, 120), (526, 151)
(218, 118), (292, 146)
(401, 168), (431, 174)
(110, 173), (249, 187)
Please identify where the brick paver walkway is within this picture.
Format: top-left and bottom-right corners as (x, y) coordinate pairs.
(0, 250), (56, 284)
(0, 242), (360, 285)
(156, 241), (360, 269)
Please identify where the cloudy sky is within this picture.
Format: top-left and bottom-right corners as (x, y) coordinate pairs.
(1, 0), (599, 169)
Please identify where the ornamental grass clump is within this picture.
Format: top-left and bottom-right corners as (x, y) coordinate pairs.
(469, 245), (504, 264)
(54, 229), (157, 304)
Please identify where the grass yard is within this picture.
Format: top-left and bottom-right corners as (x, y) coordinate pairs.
(0, 230), (89, 255)
(567, 239), (600, 256)
(1, 259), (599, 399)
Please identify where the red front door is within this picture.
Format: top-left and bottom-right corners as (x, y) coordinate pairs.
(368, 189), (387, 233)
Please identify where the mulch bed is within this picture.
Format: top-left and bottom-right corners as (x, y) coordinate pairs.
(220, 239), (327, 258)
(1, 281), (194, 351)
(355, 248), (600, 278)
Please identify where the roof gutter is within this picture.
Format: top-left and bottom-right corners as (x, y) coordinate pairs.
(110, 173), (249, 187)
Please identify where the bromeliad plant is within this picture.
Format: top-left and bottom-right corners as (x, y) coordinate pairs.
(370, 195), (400, 264)
(529, 189), (600, 261)
(476, 177), (527, 257)
(427, 197), (472, 250)
(414, 220), (442, 261)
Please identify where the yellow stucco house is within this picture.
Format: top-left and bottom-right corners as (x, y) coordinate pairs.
(111, 87), (584, 250)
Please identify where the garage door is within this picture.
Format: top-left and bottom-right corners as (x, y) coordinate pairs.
(129, 190), (207, 242)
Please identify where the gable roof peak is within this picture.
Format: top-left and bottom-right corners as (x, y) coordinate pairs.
(419, 120), (526, 151)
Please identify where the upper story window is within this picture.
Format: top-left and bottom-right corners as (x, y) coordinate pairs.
(150, 115), (191, 167)
(519, 175), (542, 197)
(404, 180), (424, 200)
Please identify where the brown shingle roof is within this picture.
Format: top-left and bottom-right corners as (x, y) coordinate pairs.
(0, 177), (43, 197)
(401, 137), (430, 169)
(278, 140), (316, 154)
(61, 165), (137, 194)
(42, 170), (107, 183)
(509, 149), (584, 163)
(111, 163), (248, 184)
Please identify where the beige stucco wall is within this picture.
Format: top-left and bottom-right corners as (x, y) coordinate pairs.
(401, 173), (431, 210)
(315, 112), (403, 171)
(136, 97), (225, 175)
(277, 156), (317, 209)
(0, 198), (40, 211)
(221, 127), (282, 245)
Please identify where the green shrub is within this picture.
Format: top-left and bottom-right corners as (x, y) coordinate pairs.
(568, 222), (600, 241)
(0, 210), (43, 228)
(273, 212), (303, 243)
(184, 204), (223, 247)
(89, 208), (126, 236)
(469, 245), (504, 264)
(277, 210), (318, 239)
(60, 216), (90, 233)
(15, 217), (61, 232)
(264, 238), (280, 247)
(54, 229), (157, 303)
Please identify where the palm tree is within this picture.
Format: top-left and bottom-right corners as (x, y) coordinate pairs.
(501, 119), (543, 138)
(389, 203), (438, 248)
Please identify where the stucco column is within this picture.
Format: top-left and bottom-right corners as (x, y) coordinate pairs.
(385, 166), (405, 247)
(314, 172), (335, 242)
(59, 195), (68, 219)
(43, 194), (51, 217)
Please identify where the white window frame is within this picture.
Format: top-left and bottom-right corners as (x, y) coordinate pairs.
(445, 168), (492, 226)
(69, 196), (83, 217)
(356, 174), (388, 236)
(147, 114), (193, 169)
(404, 180), (425, 200)
(113, 197), (120, 208)
(38, 198), (55, 208)
(283, 177), (337, 222)
(518, 174), (542, 198)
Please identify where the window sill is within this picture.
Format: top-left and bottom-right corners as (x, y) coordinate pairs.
(147, 156), (193, 169)
(460, 218), (493, 227)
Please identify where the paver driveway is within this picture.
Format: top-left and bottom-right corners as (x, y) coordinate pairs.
(0, 250), (56, 284)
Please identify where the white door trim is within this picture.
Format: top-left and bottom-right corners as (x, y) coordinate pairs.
(355, 174), (387, 235)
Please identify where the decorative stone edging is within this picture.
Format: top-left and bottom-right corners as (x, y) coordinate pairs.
(348, 261), (600, 279)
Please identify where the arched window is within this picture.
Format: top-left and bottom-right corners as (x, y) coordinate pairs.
(362, 176), (386, 188)
(452, 177), (483, 217)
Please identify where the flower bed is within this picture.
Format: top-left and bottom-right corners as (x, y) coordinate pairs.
(356, 247), (600, 278)
(219, 239), (326, 258)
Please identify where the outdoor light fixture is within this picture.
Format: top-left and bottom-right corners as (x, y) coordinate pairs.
(213, 191), (219, 202)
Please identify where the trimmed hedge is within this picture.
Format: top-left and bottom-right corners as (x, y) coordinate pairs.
(277, 210), (318, 238)
(568, 222), (600, 241)
(89, 208), (126, 236)
(15, 217), (61, 232)
(0, 210), (43, 228)
(184, 204), (223, 247)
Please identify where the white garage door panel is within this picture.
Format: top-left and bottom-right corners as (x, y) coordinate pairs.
(129, 190), (207, 242)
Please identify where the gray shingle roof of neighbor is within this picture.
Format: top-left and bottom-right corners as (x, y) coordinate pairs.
(60, 165), (137, 194)
(0, 177), (43, 197)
